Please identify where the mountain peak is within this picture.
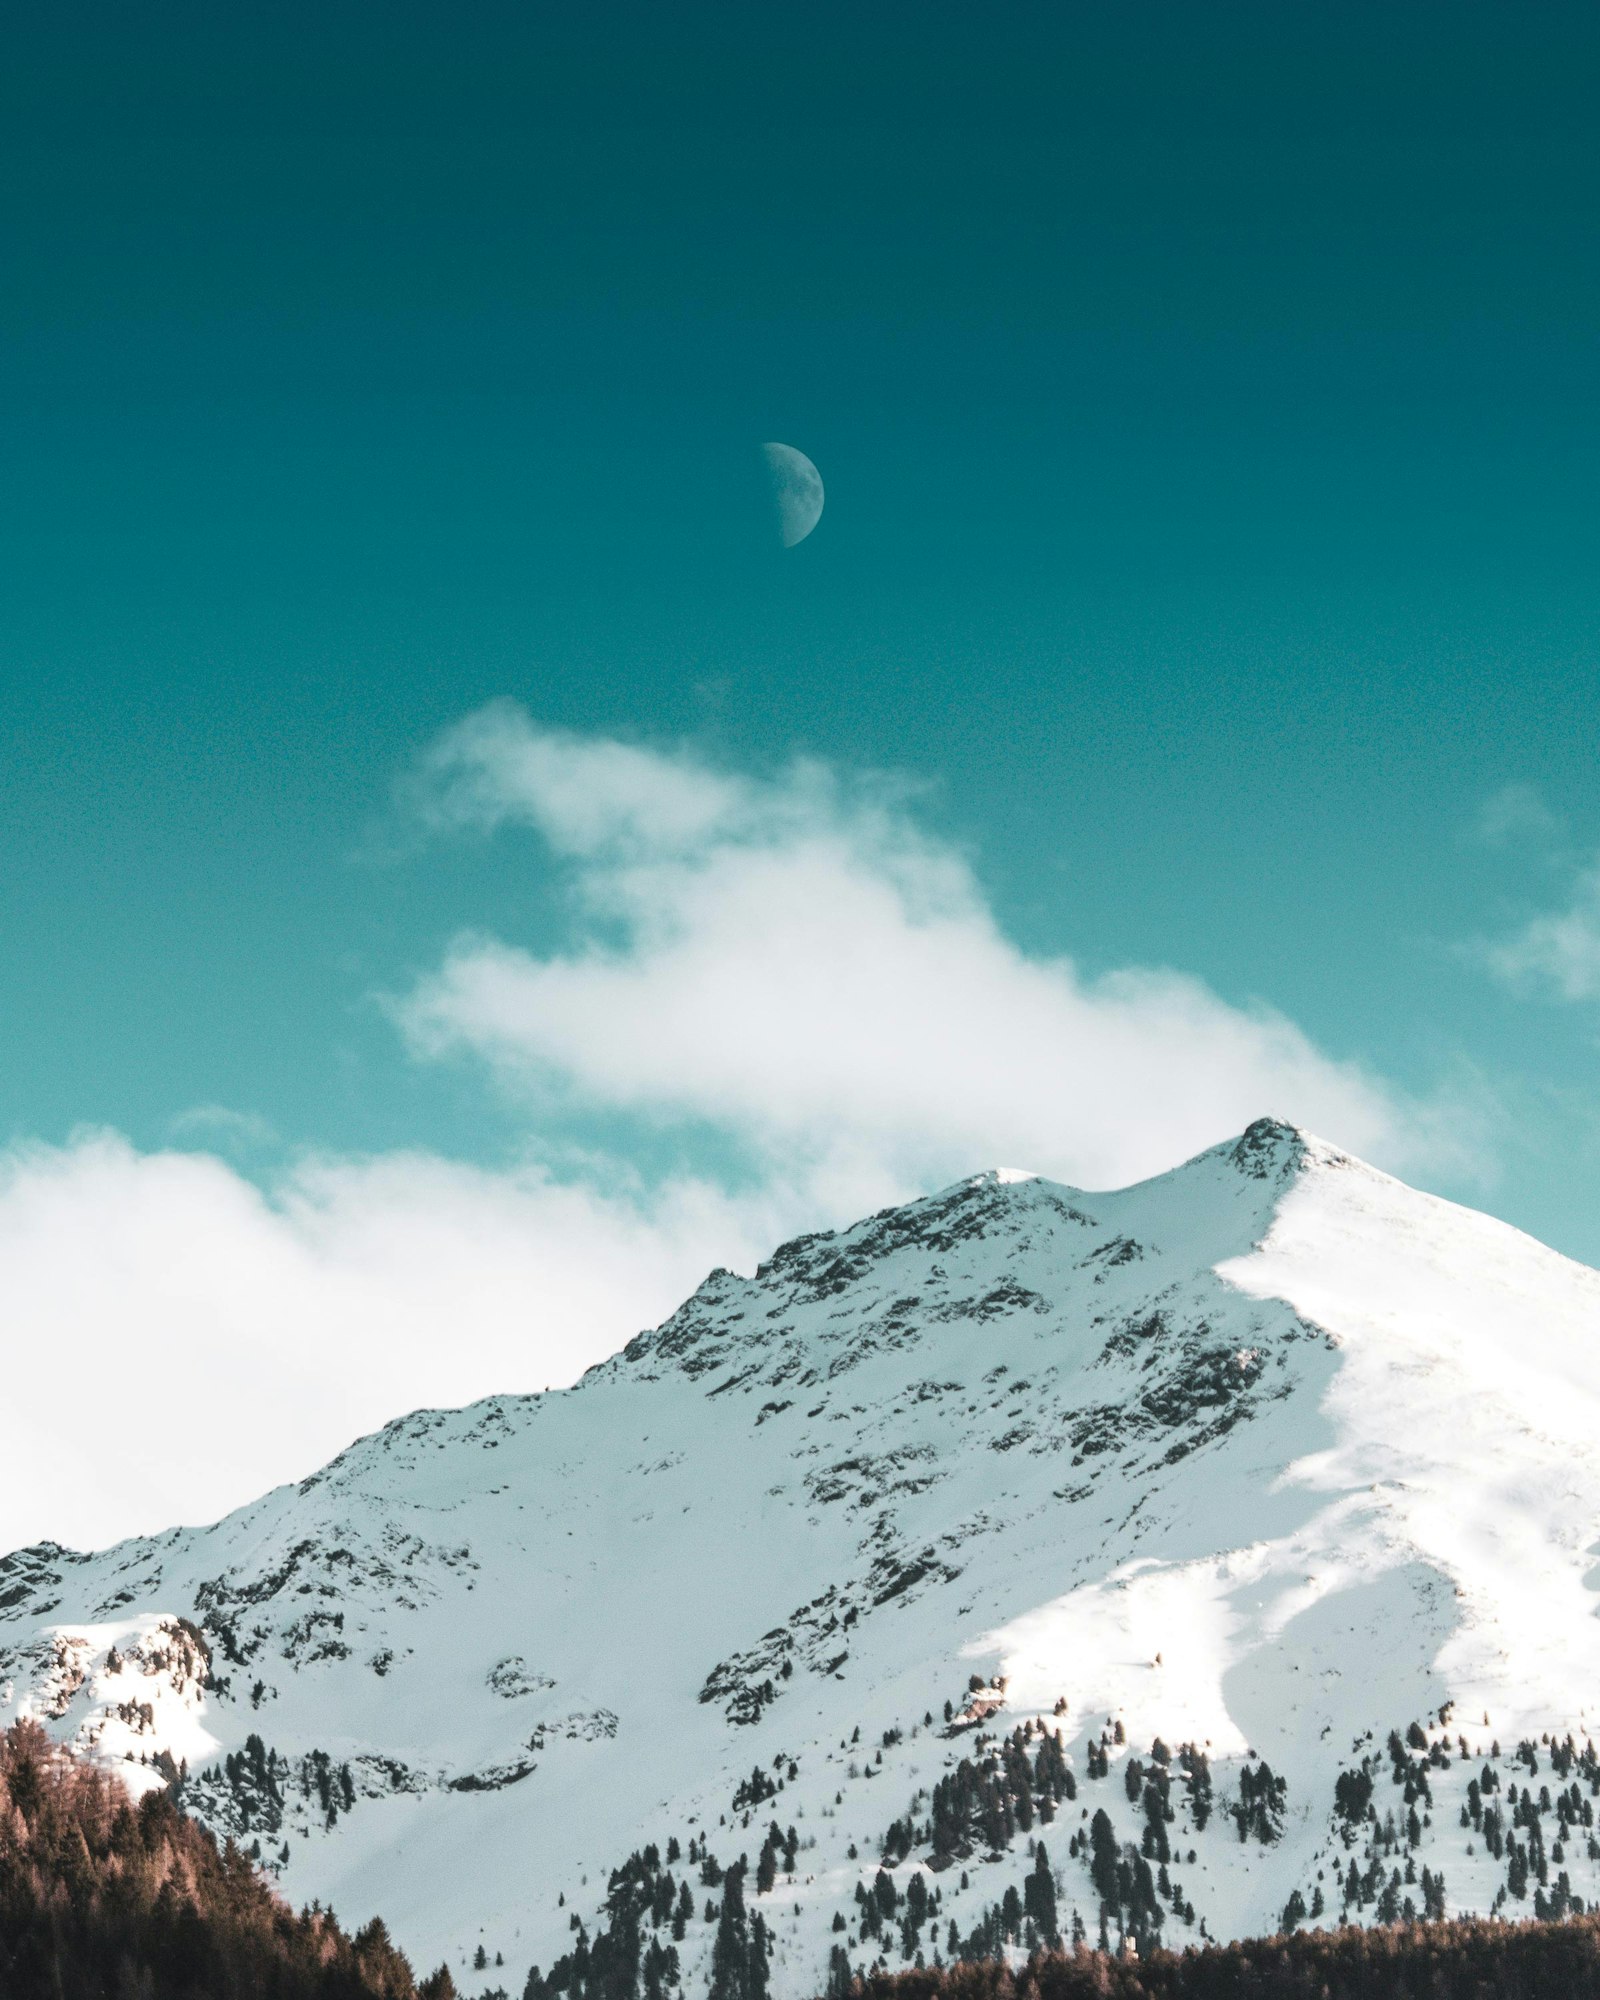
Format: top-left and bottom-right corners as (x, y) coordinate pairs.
(3, 1129), (1598, 1983)
(1209, 1115), (1337, 1199)
(1227, 1114), (1310, 1178)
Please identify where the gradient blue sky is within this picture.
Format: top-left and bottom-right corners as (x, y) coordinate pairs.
(3, 2), (1600, 1540)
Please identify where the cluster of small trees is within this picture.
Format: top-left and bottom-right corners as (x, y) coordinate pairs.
(1172, 1748), (1211, 1835)
(941, 1844), (1066, 1967)
(757, 1824), (799, 1893)
(1121, 1745), (1189, 1864)
(1081, 1812), (1164, 1952)
(523, 1831), (788, 2000)
(1229, 1761), (1286, 1846)
(1482, 1732), (1600, 1917)
(889, 1721), (1076, 1866)
(854, 1862), (944, 1961)
(1324, 1721), (1600, 1928)
(707, 1860), (772, 2000)
(186, 1728), (360, 1848)
(1318, 1736), (1440, 1928)
(0, 1719), (452, 1998)
(1079, 1729), (1212, 1847)
(523, 1841), (691, 2000)
(733, 1767), (779, 1813)
(871, 1722), (1225, 1963)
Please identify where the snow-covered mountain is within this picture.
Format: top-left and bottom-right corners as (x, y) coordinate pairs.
(4, 1118), (1600, 1991)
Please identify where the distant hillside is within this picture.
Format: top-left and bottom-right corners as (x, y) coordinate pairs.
(0, 1720), (454, 2000)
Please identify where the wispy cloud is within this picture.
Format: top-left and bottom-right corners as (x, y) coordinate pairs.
(166, 1103), (280, 1152)
(1466, 784), (1600, 1004)
(1483, 864), (1600, 1003)
(1472, 783), (1564, 852)
(399, 702), (1457, 1205)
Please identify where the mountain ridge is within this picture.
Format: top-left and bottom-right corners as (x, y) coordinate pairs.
(2, 1117), (1599, 1991)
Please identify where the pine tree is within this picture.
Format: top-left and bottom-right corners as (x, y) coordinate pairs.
(708, 1861), (769, 2000)
(1088, 1810), (1120, 1912)
(1023, 1841), (1059, 1947)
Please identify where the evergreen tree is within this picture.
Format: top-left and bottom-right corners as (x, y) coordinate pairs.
(1088, 1810), (1120, 1911)
(1024, 1841), (1060, 1947)
(708, 1861), (769, 2000)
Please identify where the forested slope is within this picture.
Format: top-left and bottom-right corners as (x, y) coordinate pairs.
(0, 1721), (455, 2000)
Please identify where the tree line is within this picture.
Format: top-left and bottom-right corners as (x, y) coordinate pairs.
(841, 1916), (1600, 2000)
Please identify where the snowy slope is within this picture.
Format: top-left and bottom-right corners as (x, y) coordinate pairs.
(4, 1118), (1600, 1991)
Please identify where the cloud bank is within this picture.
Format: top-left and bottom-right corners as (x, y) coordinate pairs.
(0, 1132), (775, 1555)
(0, 703), (1459, 1555)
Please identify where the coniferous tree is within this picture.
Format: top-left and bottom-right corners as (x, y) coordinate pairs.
(708, 1860), (770, 2000)
(1023, 1842), (1059, 1947)
(1088, 1810), (1120, 1911)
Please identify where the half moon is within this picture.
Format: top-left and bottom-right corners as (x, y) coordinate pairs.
(762, 442), (824, 547)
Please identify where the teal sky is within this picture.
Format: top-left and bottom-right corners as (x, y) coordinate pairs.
(5, 0), (1600, 1282)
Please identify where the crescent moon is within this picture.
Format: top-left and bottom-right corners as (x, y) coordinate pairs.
(762, 442), (824, 548)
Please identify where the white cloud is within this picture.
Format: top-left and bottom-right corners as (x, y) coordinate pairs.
(0, 1131), (776, 1555)
(400, 703), (1443, 1202)
(409, 700), (753, 857)
(1484, 864), (1600, 1003)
